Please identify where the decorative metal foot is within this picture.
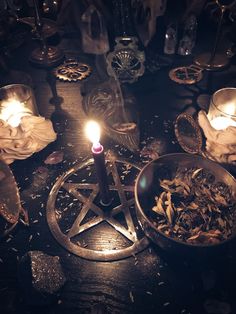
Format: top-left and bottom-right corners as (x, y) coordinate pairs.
(30, 46), (64, 68)
(194, 52), (229, 71)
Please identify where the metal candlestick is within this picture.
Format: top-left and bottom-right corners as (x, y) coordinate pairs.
(46, 152), (149, 261)
(29, 0), (64, 67)
(194, 0), (236, 71)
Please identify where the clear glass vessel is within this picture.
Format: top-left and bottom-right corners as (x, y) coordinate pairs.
(0, 84), (38, 127)
(208, 87), (236, 130)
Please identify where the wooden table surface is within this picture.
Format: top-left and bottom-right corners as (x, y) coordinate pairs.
(1, 22), (236, 314)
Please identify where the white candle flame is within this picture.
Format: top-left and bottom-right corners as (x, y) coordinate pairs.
(209, 116), (236, 130)
(224, 102), (236, 116)
(85, 121), (101, 145)
(0, 99), (32, 127)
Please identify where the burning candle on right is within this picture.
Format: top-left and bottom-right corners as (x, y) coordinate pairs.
(208, 88), (236, 130)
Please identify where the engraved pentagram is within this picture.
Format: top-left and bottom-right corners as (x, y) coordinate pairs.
(46, 156), (149, 261)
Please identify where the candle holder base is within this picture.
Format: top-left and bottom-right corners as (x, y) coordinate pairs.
(100, 198), (113, 207)
(46, 153), (149, 261)
(194, 52), (229, 71)
(30, 46), (64, 68)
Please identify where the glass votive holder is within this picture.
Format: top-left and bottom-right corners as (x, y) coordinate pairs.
(0, 84), (38, 127)
(207, 87), (236, 130)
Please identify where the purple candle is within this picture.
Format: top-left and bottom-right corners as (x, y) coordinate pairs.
(85, 121), (111, 206)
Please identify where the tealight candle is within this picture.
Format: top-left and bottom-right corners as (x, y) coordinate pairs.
(85, 121), (111, 206)
(0, 84), (38, 127)
(0, 99), (32, 127)
(208, 88), (236, 131)
(209, 116), (236, 130)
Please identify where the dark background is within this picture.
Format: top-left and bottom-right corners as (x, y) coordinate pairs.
(1, 1), (236, 313)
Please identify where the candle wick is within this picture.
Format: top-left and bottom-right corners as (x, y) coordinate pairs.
(92, 142), (103, 154)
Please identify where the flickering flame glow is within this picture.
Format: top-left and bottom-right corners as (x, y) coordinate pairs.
(209, 116), (236, 130)
(224, 102), (236, 116)
(0, 99), (32, 127)
(85, 120), (101, 145)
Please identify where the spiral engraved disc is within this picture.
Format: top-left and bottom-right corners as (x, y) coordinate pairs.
(54, 59), (92, 82)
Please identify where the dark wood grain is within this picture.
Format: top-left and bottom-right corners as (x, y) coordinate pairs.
(1, 20), (236, 314)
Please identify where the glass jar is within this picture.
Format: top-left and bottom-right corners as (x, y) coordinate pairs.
(0, 84), (38, 127)
(207, 87), (236, 130)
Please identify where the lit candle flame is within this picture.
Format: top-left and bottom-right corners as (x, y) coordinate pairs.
(224, 102), (236, 116)
(209, 116), (236, 130)
(85, 120), (101, 145)
(0, 99), (32, 127)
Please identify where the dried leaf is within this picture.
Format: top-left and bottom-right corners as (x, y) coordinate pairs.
(152, 166), (235, 245)
(191, 168), (203, 179)
(165, 192), (175, 224)
(152, 194), (166, 217)
(44, 151), (64, 165)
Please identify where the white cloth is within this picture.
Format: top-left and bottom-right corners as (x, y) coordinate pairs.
(0, 116), (56, 164)
(198, 110), (236, 164)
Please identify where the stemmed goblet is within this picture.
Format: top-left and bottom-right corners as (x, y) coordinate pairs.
(195, 0), (236, 70)
(29, 0), (64, 67)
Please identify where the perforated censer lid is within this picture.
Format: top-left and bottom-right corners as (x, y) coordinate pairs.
(174, 113), (204, 155)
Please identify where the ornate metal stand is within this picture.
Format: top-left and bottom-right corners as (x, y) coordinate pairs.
(194, 52), (229, 71)
(30, 0), (64, 67)
(46, 153), (149, 261)
(194, 0), (236, 71)
(19, 17), (58, 39)
(30, 46), (64, 68)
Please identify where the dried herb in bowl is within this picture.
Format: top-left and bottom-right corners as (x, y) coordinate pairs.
(152, 167), (236, 245)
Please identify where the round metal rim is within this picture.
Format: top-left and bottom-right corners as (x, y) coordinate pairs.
(194, 52), (229, 71)
(46, 158), (149, 261)
(169, 67), (203, 85)
(135, 153), (236, 249)
(211, 87), (236, 119)
(174, 113), (203, 155)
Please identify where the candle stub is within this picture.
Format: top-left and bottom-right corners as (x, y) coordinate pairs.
(85, 121), (111, 207)
(92, 144), (111, 206)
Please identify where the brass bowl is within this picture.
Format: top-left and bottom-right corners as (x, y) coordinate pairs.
(135, 153), (236, 254)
